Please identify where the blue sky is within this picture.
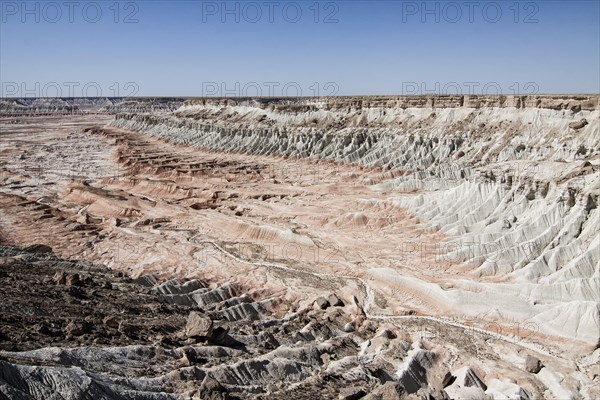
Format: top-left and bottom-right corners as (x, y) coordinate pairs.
(1, 0), (599, 96)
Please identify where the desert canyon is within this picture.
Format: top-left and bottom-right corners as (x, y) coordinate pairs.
(0, 95), (598, 399)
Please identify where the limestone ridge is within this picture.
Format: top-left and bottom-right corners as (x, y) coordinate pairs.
(0, 98), (185, 115)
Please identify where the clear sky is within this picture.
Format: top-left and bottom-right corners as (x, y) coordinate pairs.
(1, 0), (599, 96)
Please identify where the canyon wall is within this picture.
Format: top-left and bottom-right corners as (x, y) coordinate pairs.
(111, 95), (600, 346)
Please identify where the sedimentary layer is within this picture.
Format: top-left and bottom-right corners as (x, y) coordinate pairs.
(111, 95), (600, 347)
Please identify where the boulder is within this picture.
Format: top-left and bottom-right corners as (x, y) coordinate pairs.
(375, 328), (396, 339)
(397, 349), (436, 393)
(461, 367), (487, 390)
(525, 354), (543, 373)
(338, 386), (366, 400)
(186, 311), (213, 338)
(368, 381), (405, 400)
(196, 376), (228, 400)
(446, 366), (487, 391)
(442, 371), (453, 387)
(569, 119), (588, 130)
(180, 347), (205, 366)
(445, 367), (491, 400)
(328, 294), (345, 307)
(209, 326), (229, 343)
(314, 297), (331, 310)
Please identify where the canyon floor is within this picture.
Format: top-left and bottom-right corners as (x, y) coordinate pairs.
(0, 97), (598, 399)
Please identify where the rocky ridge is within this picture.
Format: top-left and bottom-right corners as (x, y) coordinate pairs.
(0, 98), (184, 116)
(0, 245), (556, 399)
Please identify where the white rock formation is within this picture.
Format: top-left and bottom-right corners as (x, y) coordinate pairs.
(111, 95), (599, 348)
